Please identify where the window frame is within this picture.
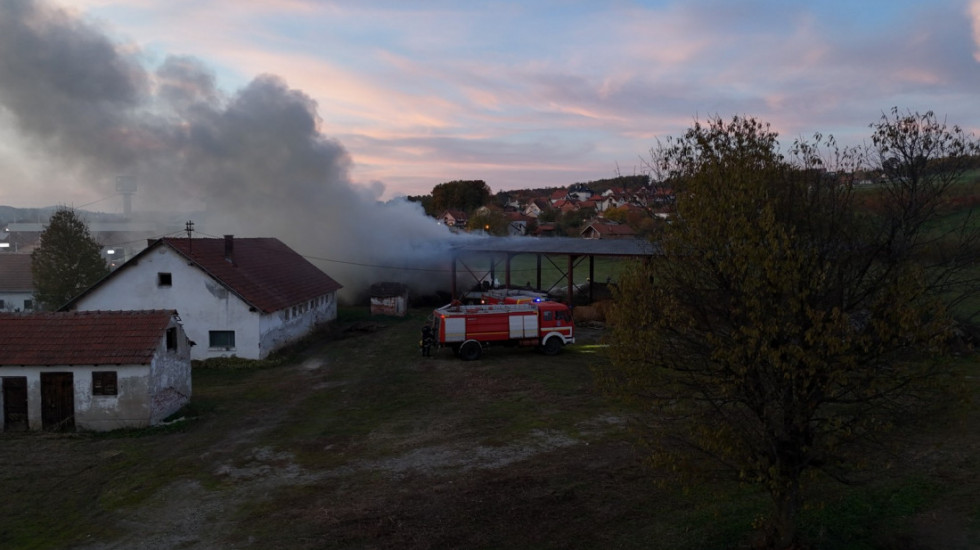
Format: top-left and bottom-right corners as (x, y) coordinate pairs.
(166, 327), (178, 351)
(208, 330), (236, 350)
(92, 371), (118, 396)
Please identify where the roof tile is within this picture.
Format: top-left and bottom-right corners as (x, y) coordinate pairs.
(0, 310), (176, 366)
(162, 237), (342, 313)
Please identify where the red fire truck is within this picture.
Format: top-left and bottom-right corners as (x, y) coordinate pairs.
(429, 300), (574, 360)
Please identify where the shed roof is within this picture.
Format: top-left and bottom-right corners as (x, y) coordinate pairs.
(0, 310), (177, 366)
(370, 282), (409, 297)
(0, 254), (33, 292)
(450, 236), (658, 257)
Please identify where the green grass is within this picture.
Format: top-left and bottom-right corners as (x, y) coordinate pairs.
(0, 307), (976, 550)
(797, 476), (949, 549)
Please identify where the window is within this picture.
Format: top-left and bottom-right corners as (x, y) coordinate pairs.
(209, 330), (236, 349)
(23, 299), (33, 310)
(157, 272), (172, 287)
(92, 371), (118, 396)
(166, 327), (177, 350)
(0, 299), (4, 309)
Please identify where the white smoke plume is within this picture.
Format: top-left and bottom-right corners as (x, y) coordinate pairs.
(0, 0), (465, 302)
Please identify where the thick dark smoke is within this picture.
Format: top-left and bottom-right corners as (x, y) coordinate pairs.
(0, 0), (462, 302)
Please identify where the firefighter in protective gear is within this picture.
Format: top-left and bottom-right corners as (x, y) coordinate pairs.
(420, 324), (434, 357)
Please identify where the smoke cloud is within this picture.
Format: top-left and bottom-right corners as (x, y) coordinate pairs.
(0, 0), (463, 302)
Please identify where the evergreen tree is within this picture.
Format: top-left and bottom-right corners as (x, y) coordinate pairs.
(31, 208), (109, 310)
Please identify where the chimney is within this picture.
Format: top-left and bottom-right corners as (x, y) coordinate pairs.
(224, 235), (234, 262)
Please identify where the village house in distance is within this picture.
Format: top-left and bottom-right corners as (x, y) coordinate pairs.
(0, 310), (191, 432)
(63, 235), (342, 361)
(0, 253), (35, 312)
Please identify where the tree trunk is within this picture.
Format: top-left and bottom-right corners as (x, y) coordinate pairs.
(767, 479), (801, 549)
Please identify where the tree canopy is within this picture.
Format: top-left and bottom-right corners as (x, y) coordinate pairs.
(599, 112), (977, 548)
(31, 207), (109, 311)
(466, 207), (510, 236)
(428, 180), (491, 216)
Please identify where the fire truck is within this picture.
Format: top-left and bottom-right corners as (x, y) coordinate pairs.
(429, 300), (575, 360)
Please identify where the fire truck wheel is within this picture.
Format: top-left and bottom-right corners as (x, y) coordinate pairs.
(459, 340), (482, 361)
(541, 337), (563, 356)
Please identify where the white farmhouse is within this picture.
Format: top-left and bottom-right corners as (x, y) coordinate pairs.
(0, 310), (191, 432)
(63, 236), (342, 361)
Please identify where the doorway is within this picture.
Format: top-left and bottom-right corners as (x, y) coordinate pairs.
(2, 377), (28, 431)
(41, 372), (74, 431)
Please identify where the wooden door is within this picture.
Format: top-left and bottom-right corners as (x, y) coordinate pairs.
(41, 372), (74, 431)
(2, 377), (28, 431)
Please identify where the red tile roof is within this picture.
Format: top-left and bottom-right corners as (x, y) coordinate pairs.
(0, 254), (33, 292)
(582, 222), (637, 239)
(161, 237), (342, 313)
(0, 310), (176, 366)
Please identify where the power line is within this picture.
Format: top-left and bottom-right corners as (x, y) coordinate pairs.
(75, 194), (120, 210)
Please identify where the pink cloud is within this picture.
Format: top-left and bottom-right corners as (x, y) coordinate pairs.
(972, 0), (980, 62)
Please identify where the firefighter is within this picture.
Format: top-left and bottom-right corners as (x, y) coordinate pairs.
(420, 324), (434, 357)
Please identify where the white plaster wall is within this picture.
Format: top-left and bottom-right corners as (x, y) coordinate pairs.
(0, 365), (151, 431)
(71, 246), (263, 360)
(74, 365), (153, 430)
(148, 319), (193, 424)
(258, 292), (337, 357)
(0, 290), (34, 312)
(370, 295), (407, 316)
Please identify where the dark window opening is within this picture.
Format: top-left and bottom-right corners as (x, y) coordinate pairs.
(92, 371), (118, 396)
(209, 330), (235, 349)
(157, 272), (172, 287)
(166, 327), (177, 350)
(23, 299), (33, 310)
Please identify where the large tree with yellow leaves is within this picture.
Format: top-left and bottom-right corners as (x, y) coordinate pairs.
(600, 112), (977, 548)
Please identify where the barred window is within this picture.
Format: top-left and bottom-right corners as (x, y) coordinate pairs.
(93, 371), (117, 396)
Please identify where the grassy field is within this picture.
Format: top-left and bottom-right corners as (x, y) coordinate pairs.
(0, 308), (977, 549)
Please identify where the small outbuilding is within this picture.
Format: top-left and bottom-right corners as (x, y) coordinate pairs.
(370, 282), (409, 317)
(0, 310), (191, 432)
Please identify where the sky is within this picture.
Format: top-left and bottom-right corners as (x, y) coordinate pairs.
(2, 0), (980, 211)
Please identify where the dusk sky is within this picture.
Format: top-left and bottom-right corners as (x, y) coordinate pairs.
(2, 0), (980, 212)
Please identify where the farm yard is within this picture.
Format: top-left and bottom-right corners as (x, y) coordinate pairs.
(0, 307), (977, 549)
